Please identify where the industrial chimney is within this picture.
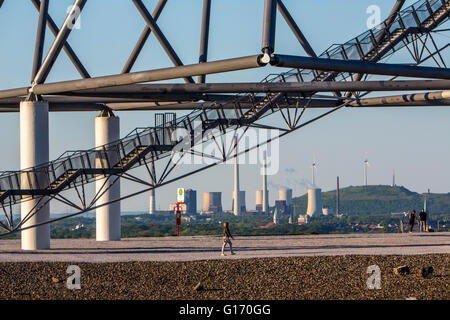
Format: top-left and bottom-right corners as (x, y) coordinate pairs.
(233, 136), (243, 215)
(262, 151), (269, 214)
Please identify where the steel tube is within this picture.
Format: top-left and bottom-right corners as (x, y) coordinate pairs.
(122, 0), (167, 74)
(0, 87), (29, 99)
(273, 54), (450, 79)
(62, 80), (450, 95)
(349, 90), (450, 107)
(30, 0), (90, 79)
(132, 0), (195, 83)
(262, 0), (277, 54)
(198, 0), (212, 83)
(32, 0), (88, 85)
(31, 0), (49, 81)
(277, 0), (316, 57)
(30, 55), (264, 95)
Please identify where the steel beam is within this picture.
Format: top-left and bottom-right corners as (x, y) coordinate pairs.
(61, 80), (450, 95)
(349, 90), (450, 107)
(132, 0), (195, 84)
(30, 0), (90, 79)
(273, 54), (450, 79)
(277, 0), (316, 57)
(122, 0), (167, 74)
(31, 0), (49, 81)
(198, 0), (212, 83)
(0, 87), (29, 99)
(262, 0), (277, 54)
(32, 0), (88, 85)
(28, 55), (264, 95)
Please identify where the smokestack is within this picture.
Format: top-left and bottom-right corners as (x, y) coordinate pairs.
(262, 151), (268, 214)
(392, 169), (396, 187)
(233, 136), (241, 216)
(149, 156), (156, 214)
(336, 176), (340, 216)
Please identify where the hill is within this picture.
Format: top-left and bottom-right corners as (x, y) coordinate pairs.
(292, 185), (450, 215)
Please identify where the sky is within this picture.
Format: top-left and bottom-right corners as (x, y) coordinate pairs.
(0, 0), (449, 213)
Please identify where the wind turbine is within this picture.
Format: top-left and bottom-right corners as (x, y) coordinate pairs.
(363, 159), (370, 186)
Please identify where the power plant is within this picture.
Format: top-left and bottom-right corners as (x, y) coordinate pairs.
(202, 192), (223, 214)
(255, 190), (263, 212)
(279, 188), (293, 209)
(306, 188), (323, 217)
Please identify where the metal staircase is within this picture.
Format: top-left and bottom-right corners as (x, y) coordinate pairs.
(263, 0), (450, 84)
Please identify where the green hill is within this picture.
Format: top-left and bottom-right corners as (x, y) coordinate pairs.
(292, 185), (450, 215)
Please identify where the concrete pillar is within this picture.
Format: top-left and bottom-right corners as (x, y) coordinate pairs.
(95, 110), (121, 241)
(149, 189), (156, 214)
(20, 101), (50, 250)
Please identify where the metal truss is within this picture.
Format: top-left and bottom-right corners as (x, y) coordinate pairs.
(0, 0), (449, 236)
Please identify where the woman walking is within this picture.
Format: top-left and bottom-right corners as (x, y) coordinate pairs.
(221, 222), (235, 256)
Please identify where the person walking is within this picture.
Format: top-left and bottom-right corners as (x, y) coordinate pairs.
(409, 210), (417, 232)
(419, 209), (427, 232)
(221, 222), (235, 256)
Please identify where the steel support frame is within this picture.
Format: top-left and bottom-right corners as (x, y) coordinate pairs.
(132, 0), (195, 84)
(32, 0), (88, 85)
(122, 0), (168, 74)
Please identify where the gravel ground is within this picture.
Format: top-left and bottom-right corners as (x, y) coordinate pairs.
(0, 254), (448, 300)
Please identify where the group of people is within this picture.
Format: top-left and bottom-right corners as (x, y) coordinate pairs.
(408, 209), (428, 232)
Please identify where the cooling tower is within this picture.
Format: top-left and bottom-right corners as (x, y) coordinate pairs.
(255, 190), (263, 211)
(306, 188), (322, 217)
(202, 192), (222, 214)
(279, 188), (293, 205)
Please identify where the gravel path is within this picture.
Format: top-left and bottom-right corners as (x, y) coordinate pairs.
(0, 232), (449, 262)
(0, 254), (448, 300)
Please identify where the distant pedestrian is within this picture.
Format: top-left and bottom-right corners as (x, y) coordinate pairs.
(419, 209), (427, 232)
(221, 222), (235, 256)
(409, 210), (416, 232)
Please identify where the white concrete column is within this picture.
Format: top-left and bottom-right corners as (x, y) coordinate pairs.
(149, 189), (156, 214)
(20, 101), (50, 250)
(95, 111), (121, 241)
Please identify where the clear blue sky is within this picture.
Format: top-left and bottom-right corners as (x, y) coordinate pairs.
(0, 0), (449, 213)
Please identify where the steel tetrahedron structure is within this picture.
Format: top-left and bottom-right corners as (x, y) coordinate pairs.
(0, 0), (449, 245)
